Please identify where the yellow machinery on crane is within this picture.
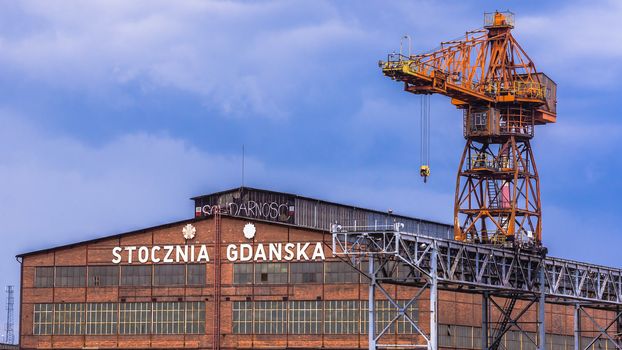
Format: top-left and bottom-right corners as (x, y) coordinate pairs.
(380, 11), (557, 251)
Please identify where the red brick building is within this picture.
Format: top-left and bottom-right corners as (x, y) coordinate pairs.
(17, 187), (619, 349)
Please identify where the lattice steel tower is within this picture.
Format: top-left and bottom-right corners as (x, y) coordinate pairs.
(5, 285), (14, 344)
(380, 12), (556, 251)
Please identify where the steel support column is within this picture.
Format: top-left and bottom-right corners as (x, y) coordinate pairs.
(430, 247), (438, 350)
(368, 258), (376, 350)
(539, 267), (546, 350)
(574, 304), (580, 350)
(482, 292), (489, 350)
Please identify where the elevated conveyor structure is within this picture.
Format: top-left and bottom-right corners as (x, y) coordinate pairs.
(332, 224), (622, 350)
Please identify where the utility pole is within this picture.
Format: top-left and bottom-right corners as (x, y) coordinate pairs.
(5, 286), (14, 344)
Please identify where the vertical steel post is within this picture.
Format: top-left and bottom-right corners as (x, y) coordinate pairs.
(574, 304), (580, 350)
(369, 257), (376, 350)
(538, 267), (546, 350)
(617, 306), (621, 349)
(482, 292), (489, 350)
(430, 246), (438, 350)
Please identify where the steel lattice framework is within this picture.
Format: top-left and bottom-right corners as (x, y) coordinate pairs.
(379, 11), (557, 249)
(332, 224), (622, 350)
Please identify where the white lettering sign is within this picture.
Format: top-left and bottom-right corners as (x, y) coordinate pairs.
(198, 201), (294, 222)
(111, 242), (325, 264)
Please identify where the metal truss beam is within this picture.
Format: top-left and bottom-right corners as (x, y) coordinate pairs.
(332, 224), (622, 305)
(332, 223), (622, 350)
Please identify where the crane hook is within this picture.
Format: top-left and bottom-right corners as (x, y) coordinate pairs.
(420, 165), (430, 183)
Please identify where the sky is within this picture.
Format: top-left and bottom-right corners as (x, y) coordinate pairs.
(0, 0), (621, 336)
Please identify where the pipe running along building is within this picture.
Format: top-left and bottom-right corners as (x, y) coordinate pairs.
(17, 187), (622, 349)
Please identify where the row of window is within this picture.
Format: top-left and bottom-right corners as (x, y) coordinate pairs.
(438, 325), (619, 350)
(233, 261), (368, 284)
(34, 261), (367, 288)
(34, 265), (206, 287)
(33, 302), (205, 335)
(232, 300), (419, 335)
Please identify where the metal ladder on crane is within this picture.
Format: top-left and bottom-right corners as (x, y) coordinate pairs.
(487, 180), (499, 209)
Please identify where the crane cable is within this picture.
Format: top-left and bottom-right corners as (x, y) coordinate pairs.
(420, 94), (431, 183)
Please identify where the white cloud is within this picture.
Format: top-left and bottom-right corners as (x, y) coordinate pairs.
(0, 111), (259, 261)
(0, 0), (368, 118)
(519, 0), (622, 87)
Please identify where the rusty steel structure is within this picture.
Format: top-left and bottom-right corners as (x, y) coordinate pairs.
(380, 12), (557, 250)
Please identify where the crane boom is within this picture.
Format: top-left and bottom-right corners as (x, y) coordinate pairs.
(380, 11), (557, 251)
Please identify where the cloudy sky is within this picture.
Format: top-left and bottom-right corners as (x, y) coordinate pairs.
(1, 0), (621, 332)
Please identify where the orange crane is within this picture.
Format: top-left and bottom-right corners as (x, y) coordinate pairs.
(380, 12), (557, 251)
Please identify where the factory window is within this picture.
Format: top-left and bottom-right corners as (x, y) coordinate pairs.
(325, 261), (359, 283)
(255, 263), (288, 284)
(358, 300), (419, 335)
(288, 300), (321, 334)
(55, 266), (86, 287)
(119, 302), (151, 334)
(88, 266), (119, 287)
(120, 265), (151, 286)
(53, 303), (84, 335)
(85, 303), (117, 335)
(187, 264), (206, 285)
(185, 301), (206, 334)
(34, 267), (54, 288)
(233, 264), (253, 284)
(369, 300), (396, 334)
(324, 300), (360, 334)
(232, 301), (253, 334)
(33, 302), (204, 335)
(290, 262), (323, 283)
(153, 302), (185, 334)
(33, 304), (54, 335)
(154, 264), (185, 286)
(439, 324), (453, 348)
(395, 300), (419, 334)
(253, 301), (286, 334)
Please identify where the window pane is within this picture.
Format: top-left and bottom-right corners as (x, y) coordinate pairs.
(290, 262), (322, 284)
(288, 301), (321, 334)
(255, 263), (288, 284)
(253, 301), (286, 334)
(120, 265), (152, 286)
(153, 302), (185, 334)
(154, 265), (185, 286)
(33, 304), (54, 335)
(34, 267), (54, 288)
(325, 262), (359, 283)
(233, 264), (253, 284)
(185, 301), (205, 334)
(88, 266), (119, 287)
(232, 301), (253, 334)
(55, 266), (86, 287)
(324, 300), (360, 334)
(54, 303), (84, 335)
(187, 264), (206, 285)
(85, 303), (117, 335)
(119, 302), (151, 334)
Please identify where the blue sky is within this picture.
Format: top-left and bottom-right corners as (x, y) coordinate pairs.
(0, 0), (621, 334)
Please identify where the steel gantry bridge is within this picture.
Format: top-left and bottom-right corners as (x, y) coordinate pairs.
(332, 223), (622, 350)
